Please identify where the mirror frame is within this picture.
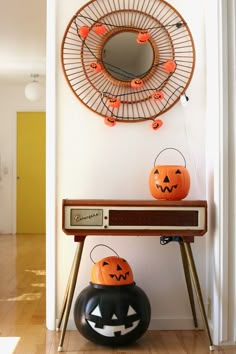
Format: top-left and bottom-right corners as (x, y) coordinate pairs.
(61, 0), (195, 127)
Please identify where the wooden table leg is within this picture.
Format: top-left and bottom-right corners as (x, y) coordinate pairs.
(56, 242), (80, 331)
(183, 242), (214, 351)
(57, 240), (85, 352)
(179, 241), (198, 328)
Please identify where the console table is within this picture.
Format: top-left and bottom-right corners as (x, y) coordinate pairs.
(57, 199), (214, 351)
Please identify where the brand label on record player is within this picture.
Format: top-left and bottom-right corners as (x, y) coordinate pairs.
(71, 208), (103, 226)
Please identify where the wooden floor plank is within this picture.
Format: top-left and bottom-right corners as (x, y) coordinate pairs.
(0, 234), (236, 353)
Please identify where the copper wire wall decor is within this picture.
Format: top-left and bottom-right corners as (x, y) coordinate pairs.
(61, 0), (195, 129)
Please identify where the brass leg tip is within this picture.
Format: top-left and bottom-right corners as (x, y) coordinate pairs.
(56, 327), (60, 331)
(58, 346), (63, 352)
(210, 345), (215, 351)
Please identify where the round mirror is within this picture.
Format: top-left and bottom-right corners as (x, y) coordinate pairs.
(102, 32), (154, 81)
(61, 0), (195, 122)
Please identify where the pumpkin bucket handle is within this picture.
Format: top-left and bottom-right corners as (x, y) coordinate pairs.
(90, 244), (119, 264)
(153, 147), (187, 168)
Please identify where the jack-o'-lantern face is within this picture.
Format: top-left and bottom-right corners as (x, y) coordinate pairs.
(152, 119), (163, 130)
(152, 91), (164, 101)
(90, 62), (102, 72)
(108, 98), (121, 108)
(74, 284), (151, 346)
(136, 38), (148, 44)
(149, 165), (190, 200)
(104, 116), (116, 127)
(137, 30), (150, 42)
(93, 23), (106, 35)
(131, 78), (143, 88)
(91, 256), (134, 286)
(86, 295), (140, 338)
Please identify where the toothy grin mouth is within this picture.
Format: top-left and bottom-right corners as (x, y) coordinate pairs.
(87, 319), (140, 337)
(156, 184), (177, 193)
(109, 272), (129, 281)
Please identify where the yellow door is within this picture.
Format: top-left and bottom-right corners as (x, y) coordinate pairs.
(17, 112), (46, 234)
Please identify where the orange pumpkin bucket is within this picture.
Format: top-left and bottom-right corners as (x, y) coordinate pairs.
(89, 244), (134, 286)
(91, 256), (134, 286)
(149, 148), (190, 200)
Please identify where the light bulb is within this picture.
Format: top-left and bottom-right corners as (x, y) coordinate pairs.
(25, 74), (43, 101)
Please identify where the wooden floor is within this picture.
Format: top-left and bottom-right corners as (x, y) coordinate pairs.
(0, 234), (235, 354)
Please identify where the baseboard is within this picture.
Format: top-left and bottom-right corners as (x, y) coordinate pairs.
(149, 318), (203, 330)
(57, 317), (204, 331)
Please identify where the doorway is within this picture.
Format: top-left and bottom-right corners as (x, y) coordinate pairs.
(16, 112), (46, 234)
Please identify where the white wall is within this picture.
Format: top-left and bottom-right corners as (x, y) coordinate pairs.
(0, 82), (45, 234)
(55, 0), (207, 330)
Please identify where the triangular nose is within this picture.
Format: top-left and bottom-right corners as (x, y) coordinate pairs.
(163, 176), (170, 183)
(117, 264), (122, 271)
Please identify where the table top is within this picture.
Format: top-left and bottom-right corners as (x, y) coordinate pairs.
(62, 199), (207, 239)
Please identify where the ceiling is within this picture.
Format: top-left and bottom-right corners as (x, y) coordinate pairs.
(0, 0), (46, 84)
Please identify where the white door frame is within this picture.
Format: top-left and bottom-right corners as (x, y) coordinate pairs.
(46, 0), (56, 330)
(205, 0), (236, 345)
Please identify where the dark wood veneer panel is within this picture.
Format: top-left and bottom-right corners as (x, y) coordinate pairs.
(108, 210), (198, 227)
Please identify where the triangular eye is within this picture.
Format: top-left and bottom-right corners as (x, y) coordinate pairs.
(111, 313), (118, 320)
(127, 305), (137, 316)
(175, 169), (182, 174)
(154, 169), (159, 174)
(103, 261), (109, 266)
(91, 305), (102, 317)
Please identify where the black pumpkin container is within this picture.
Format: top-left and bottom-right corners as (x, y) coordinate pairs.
(73, 256), (151, 346)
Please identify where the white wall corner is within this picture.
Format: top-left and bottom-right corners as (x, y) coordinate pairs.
(46, 0), (57, 331)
